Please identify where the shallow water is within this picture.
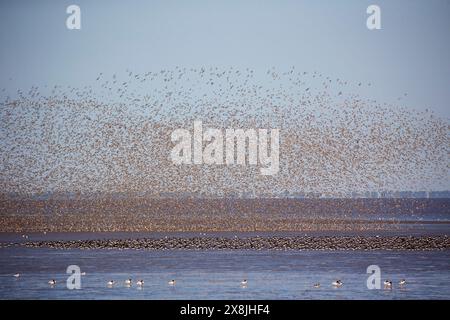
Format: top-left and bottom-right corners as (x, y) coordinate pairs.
(0, 247), (449, 299)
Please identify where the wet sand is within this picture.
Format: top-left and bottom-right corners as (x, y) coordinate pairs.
(2, 214), (446, 233)
(1, 198), (448, 250)
(1, 197), (448, 232)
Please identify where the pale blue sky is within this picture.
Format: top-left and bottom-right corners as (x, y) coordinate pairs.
(0, 0), (449, 117)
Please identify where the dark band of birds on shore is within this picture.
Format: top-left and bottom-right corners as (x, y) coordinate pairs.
(4, 235), (448, 251)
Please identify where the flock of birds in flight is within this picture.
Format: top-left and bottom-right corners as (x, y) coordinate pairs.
(0, 66), (447, 198)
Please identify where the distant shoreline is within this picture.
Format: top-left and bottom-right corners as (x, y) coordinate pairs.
(1, 216), (449, 233)
(1, 198), (448, 232)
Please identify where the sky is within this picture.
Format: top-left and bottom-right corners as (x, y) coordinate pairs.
(0, 0), (449, 118)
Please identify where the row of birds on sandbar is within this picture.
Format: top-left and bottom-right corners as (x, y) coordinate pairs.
(13, 274), (406, 289)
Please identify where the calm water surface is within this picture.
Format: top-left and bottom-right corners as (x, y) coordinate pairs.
(0, 246), (449, 299)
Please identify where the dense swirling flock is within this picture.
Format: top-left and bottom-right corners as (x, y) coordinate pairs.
(1, 67), (448, 197)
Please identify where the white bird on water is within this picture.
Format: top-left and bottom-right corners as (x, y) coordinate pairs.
(168, 280), (176, 285)
(125, 279), (132, 285)
(136, 280), (144, 286)
(107, 280), (115, 286)
(313, 283), (320, 288)
(384, 280), (393, 288)
(332, 280), (343, 287)
(241, 279), (248, 286)
(399, 279), (406, 286)
(48, 279), (56, 285)
(13, 273), (20, 278)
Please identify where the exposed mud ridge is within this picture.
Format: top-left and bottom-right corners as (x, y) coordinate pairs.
(14, 235), (450, 251)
